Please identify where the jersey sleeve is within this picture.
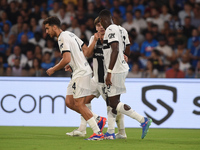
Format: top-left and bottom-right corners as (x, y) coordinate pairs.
(106, 27), (119, 45)
(58, 35), (71, 54)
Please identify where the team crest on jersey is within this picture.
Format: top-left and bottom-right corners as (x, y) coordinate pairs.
(60, 43), (63, 49)
(108, 33), (115, 39)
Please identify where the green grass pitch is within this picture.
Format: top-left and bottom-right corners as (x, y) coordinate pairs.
(0, 126), (199, 150)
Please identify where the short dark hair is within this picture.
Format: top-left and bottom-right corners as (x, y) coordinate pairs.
(43, 16), (61, 27)
(94, 17), (100, 26)
(99, 9), (111, 18)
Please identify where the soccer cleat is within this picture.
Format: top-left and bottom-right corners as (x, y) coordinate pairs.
(66, 129), (86, 137)
(97, 117), (107, 132)
(85, 133), (104, 140)
(141, 117), (152, 139)
(104, 132), (116, 140)
(115, 133), (127, 139)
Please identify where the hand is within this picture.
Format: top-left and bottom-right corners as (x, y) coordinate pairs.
(106, 73), (112, 86)
(65, 65), (72, 72)
(94, 32), (100, 41)
(124, 54), (128, 63)
(46, 67), (55, 76)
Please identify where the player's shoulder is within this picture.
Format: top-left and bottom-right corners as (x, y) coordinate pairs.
(107, 24), (118, 31)
(89, 35), (94, 41)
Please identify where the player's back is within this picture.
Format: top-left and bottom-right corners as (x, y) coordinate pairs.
(58, 31), (92, 79)
(103, 24), (129, 73)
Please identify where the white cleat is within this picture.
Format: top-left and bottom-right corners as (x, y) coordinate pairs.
(66, 129), (86, 137)
(115, 133), (127, 139)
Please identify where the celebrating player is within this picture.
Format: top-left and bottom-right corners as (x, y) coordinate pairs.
(66, 17), (130, 139)
(43, 16), (105, 140)
(99, 9), (152, 139)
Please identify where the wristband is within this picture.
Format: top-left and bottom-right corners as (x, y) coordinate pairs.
(107, 69), (112, 73)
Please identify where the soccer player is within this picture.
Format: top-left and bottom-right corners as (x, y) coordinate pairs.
(99, 9), (152, 139)
(43, 16), (104, 140)
(66, 17), (130, 139)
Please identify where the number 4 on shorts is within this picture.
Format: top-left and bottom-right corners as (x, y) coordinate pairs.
(72, 82), (76, 90)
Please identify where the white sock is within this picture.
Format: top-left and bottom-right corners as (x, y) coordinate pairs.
(107, 106), (116, 134)
(116, 102), (144, 123)
(87, 117), (100, 134)
(116, 112), (126, 136)
(78, 103), (92, 132)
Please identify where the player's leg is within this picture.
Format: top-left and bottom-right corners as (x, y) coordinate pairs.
(116, 112), (127, 139)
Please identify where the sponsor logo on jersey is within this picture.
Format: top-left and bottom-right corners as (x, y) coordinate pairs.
(108, 33), (115, 39)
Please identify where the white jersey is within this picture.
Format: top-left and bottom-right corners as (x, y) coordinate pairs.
(103, 24), (129, 73)
(58, 31), (92, 79)
(88, 35), (105, 83)
(118, 25), (130, 47)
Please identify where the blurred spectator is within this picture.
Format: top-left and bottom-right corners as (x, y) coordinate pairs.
(86, 17), (96, 33)
(49, 1), (60, 17)
(67, 17), (81, 38)
(87, 2), (98, 19)
(179, 53), (191, 73)
(11, 57), (26, 76)
(132, 0), (145, 16)
(156, 35), (173, 68)
(61, 23), (68, 31)
(134, 9), (147, 33)
(58, 7), (71, 25)
(38, 11), (49, 28)
(6, 1), (20, 25)
(5, 66), (12, 76)
(19, 34), (35, 55)
(17, 22), (34, 44)
(195, 60), (200, 78)
(76, 6), (87, 25)
(151, 24), (162, 41)
(30, 18), (42, 33)
(110, 0), (126, 20)
(80, 24), (92, 45)
(112, 9), (124, 25)
(10, 15), (23, 35)
(149, 49), (164, 72)
(178, 2), (194, 25)
(29, 4), (41, 22)
(190, 37), (200, 68)
(127, 62), (142, 78)
(140, 31), (158, 66)
(167, 34), (176, 50)
(2, 23), (12, 44)
(191, 5), (200, 28)
(151, 7), (164, 31)
(183, 16), (196, 39)
(41, 52), (54, 71)
(94, 0), (105, 13)
(0, 11), (12, 32)
(29, 57), (44, 77)
(19, 9), (29, 23)
(142, 18), (153, 35)
(143, 59), (159, 78)
(29, 32), (46, 49)
(7, 34), (17, 55)
(185, 66), (195, 78)
(187, 28), (200, 50)
(52, 49), (62, 65)
(65, 2), (76, 20)
(169, 14), (181, 30)
(173, 39), (189, 61)
(42, 38), (55, 55)
(0, 0), (9, 13)
(161, 21), (174, 38)
(129, 28), (145, 46)
(175, 25), (188, 44)
(23, 50), (34, 71)
(34, 45), (43, 61)
(0, 33), (8, 60)
(165, 60), (185, 78)
(0, 55), (5, 75)
(122, 11), (140, 33)
(7, 45), (27, 68)
(160, 5), (172, 21)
